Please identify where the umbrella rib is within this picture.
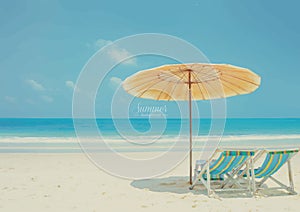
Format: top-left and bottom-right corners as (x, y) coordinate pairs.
(190, 72), (206, 100)
(162, 69), (188, 100)
(221, 78), (251, 93)
(168, 68), (189, 101)
(191, 64), (221, 80)
(203, 80), (225, 99)
(135, 79), (167, 98)
(194, 69), (220, 79)
(192, 69), (225, 99)
(221, 73), (260, 86)
(124, 74), (170, 92)
(135, 73), (186, 98)
(125, 73), (181, 93)
(124, 75), (160, 92)
(221, 81), (241, 95)
(157, 71), (186, 100)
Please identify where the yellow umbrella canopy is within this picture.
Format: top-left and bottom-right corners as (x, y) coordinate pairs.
(122, 63), (261, 184)
(123, 63), (260, 101)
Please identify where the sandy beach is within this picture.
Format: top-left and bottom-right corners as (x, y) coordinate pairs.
(1, 152), (300, 212)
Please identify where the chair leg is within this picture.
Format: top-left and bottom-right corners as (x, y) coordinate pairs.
(192, 169), (197, 182)
(257, 177), (268, 187)
(250, 157), (256, 193)
(246, 160), (250, 190)
(287, 160), (295, 193)
(189, 162), (208, 190)
(233, 150), (264, 187)
(207, 165), (212, 196)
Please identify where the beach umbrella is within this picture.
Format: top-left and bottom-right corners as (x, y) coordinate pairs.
(122, 63), (261, 184)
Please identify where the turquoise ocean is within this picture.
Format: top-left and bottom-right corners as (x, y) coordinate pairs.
(0, 118), (299, 153)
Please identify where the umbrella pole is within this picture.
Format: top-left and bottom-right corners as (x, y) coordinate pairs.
(188, 71), (192, 185)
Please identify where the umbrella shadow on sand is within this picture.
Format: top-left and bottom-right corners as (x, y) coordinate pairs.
(130, 176), (296, 199)
(131, 176), (200, 194)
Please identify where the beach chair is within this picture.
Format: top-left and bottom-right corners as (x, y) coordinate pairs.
(240, 148), (299, 195)
(189, 149), (255, 197)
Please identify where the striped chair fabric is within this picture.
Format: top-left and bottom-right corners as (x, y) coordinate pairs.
(203, 150), (254, 180)
(253, 149), (299, 178)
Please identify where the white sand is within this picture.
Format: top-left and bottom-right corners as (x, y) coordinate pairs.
(1, 153), (300, 212)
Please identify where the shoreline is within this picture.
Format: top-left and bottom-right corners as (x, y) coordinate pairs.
(0, 136), (299, 154)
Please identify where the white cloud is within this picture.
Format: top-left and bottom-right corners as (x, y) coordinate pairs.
(4, 96), (16, 103)
(65, 80), (81, 93)
(107, 47), (137, 65)
(86, 39), (112, 50)
(110, 77), (122, 88)
(65, 80), (75, 90)
(94, 39), (112, 49)
(87, 38), (137, 65)
(26, 79), (45, 91)
(41, 95), (53, 103)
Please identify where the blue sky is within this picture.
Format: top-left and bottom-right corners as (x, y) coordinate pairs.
(1, 0), (300, 118)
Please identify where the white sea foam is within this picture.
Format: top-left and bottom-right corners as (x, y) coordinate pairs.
(0, 137), (77, 143)
(218, 134), (300, 141)
(1, 134), (300, 143)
